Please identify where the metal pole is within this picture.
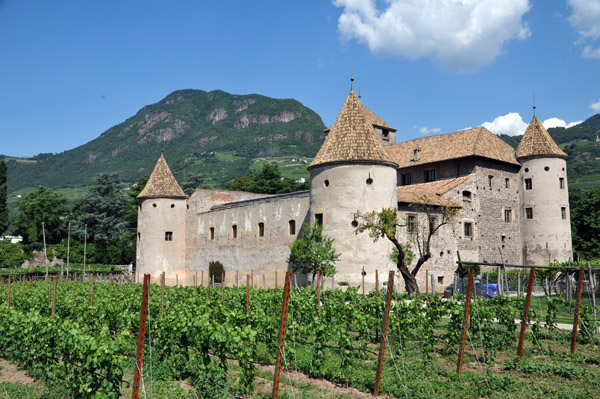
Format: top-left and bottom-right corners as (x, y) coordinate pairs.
(517, 268), (536, 362)
(272, 271), (292, 399)
(374, 270), (395, 396)
(132, 274), (151, 399)
(457, 268), (475, 376)
(571, 267), (585, 354)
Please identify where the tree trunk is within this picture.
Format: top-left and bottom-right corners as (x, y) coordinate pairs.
(398, 262), (418, 294)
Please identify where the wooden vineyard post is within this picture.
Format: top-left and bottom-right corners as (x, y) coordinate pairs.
(7, 277), (11, 309)
(316, 271), (322, 312)
(52, 276), (57, 319)
(246, 274), (250, 314)
(201, 270), (204, 288)
(195, 271), (198, 289)
(251, 270), (254, 288)
(362, 266), (365, 296)
(73, 274), (77, 294)
(517, 267), (536, 362)
(374, 270), (395, 396)
(571, 267), (585, 353)
(588, 263), (598, 333)
(161, 271), (165, 317)
(457, 267), (475, 376)
(132, 274), (151, 399)
(83, 224), (87, 280)
(272, 271), (292, 399)
(375, 269), (379, 300)
(275, 271), (278, 294)
(236, 270), (239, 288)
(222, 272), (225, 301)
(90, 274), (94, 307)
(262, 274), (266, 290)
(109, 273), (113, 298)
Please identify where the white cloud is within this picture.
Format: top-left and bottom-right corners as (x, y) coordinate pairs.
(481, 112), (528, 136)
(415, 125), (441, 135)
(542, 117), (583, 129)
(481, 113), (584, 136)
(568, 0), (600, 58)
(333, 0), (531, 72)
(591, 99), (600, 113)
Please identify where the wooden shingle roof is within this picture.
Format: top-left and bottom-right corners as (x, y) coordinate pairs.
(387, 127), (520, 168)
(309, 92), (397, 169)
(397, 175), (472, 207)
(137, 155), (188, 199)
(516, 116), (568, 160)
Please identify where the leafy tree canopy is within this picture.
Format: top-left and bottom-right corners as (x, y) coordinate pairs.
(571, 189), (600, 259)
(72, 173), (128, 244)
(287, 222), (340, 280)
(13, 186), (68, 244)
(228, 163), (308, 194)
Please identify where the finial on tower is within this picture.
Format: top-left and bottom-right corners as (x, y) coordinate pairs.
(533, 92), (536, 117)
(161, 148), (164, 156)
(350, 76), (354, 93)
(358, 85), (361, 99)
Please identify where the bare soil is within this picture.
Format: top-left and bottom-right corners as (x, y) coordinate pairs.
(0, 358), (36, 386)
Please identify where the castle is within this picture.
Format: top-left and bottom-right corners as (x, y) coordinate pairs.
(136, 88), (573, 292)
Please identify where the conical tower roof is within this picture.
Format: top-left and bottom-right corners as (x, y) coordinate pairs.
(516, 116), (568, 160)
(137, 154), (188, 199)
(309, 92), (397, 169)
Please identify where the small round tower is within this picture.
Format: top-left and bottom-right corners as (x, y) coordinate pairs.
(308, 89), (398, 286)
(517, 115), (572, 265)
(136, 154), (189, 279)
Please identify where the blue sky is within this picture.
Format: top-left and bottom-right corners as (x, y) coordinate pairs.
(1, 0), (599, 157)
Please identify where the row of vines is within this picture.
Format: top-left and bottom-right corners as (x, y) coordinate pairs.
(0, 276), (598, 398)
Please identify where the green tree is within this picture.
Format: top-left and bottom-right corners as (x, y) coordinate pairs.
(181, 173), (206, 195)
(0, 240), (29, 268)
(356, 199), (457, 293)
(13, 186), (68, 244)
(287, 222), (340, 281)
(0, 160), (8, 235)
(228, 163), (308, 194)
(72, 173), (128, 244)
(571, 189), (600, 259)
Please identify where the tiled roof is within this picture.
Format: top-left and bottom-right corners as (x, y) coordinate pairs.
(397, 175), (472, 207)
(137, 155), (188, 199)
(387, 127), (520, 168)
(516, 116), (568, 159)
(324, 99), (395, 132)
(310, 92), (397, 169)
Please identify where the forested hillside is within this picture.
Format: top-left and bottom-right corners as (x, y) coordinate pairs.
(4, 89), (327, 193)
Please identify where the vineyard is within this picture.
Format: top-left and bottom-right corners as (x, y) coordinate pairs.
(0, 272), (599, 399)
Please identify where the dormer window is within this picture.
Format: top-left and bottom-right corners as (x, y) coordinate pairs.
(382, 130), (390, 140)
(425, 169), (435, 182)
(413, 149), (421, 161)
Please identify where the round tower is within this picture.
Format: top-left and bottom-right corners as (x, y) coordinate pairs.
(517, 115), (572, 265)
(136, 154), (189, 279)
(308, 89), (398, 287)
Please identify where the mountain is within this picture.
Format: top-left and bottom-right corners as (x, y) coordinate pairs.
(4, 89), (327, 193)
(498, 114), (600, 191)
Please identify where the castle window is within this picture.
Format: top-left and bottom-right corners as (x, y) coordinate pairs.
(525, 178), (532, 190)
(170, 204), (175, 208)
(165, 231), (173, 241)
(462, 190), (472, 200)
(430, 217), (438, 234)
(382, 130), (390, 140)
(561, 207), (567, 219)
(258, 222), (265, 237)
(505, 178), (510, 188)
(526, 208), (533, 219)
(407, 215), (417, 235)
(501, 235), (506, 243)
(139, 203), (142, 210)
(138, 232), (141, 241)
(210, 227), (215, 240)
(315, 213), (324, 226)
(232, 224), (237, 238)
(559, 177), (565, 189)
(152, 203), (157, 208)
(401, 173), (411, 186)
(425, 169), (435, 182)
(464, 222), (473, 238)
(488, 175), (493, 189)
(288, 220), (296, 235)
(504, 209), (512, 223)
(366, 176), (373, 185)
(351, 219), (359, 228)
(544, 166), (550, 171)
(324, 179), (330, 187)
